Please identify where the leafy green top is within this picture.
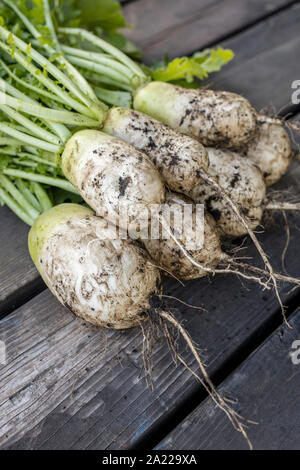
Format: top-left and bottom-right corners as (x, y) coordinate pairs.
(146, 48), (234, 86)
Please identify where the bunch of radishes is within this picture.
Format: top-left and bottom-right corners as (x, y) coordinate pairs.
(1, 0), (299, 328)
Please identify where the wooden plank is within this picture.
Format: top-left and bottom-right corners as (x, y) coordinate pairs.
(212, 3), (300, 111)
(156, 309), (300, 450)
(123, 0), (297, 62)
(0, 207), (43, 318)
(0, 159), (300, 449)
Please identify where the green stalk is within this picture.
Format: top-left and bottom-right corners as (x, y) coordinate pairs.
(12, 160), (37, 168)
(61, 45), (135, 81)
(65, 55), (132, 87)
(2, 0), (99, 102)
(58, 28), (147, 83)
(0, 105), (62, 145)
(18, 153), (58, 168)
(0, 174), (40, 220)
(0, 93), (100, 127)
(0, 147), (16, 156)
(1, 61), (67, 105)
(0, 40), (99, 119)
(24, 147), (57, 163)
(0, 64), (71, 142)
(0, 185), (34, 226)
(3, 169), (79, 194)
(82, 72), (134, 92)
(42, 0), (62, 53)
(94, 87), (132, 108)
(43, 121), (72, 144)
(4, 149), (57, 168)
(16, 180), (41, 211)
(0, 25), (105, 119)
(0, 137), (21, 147)
(0, 123), (61, 153)
(32, 182), (53, 212)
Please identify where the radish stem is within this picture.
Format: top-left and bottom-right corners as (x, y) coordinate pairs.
(3, 169), (78, 194)
(0, 185), (34, 225)
(0, 174), (40, 220)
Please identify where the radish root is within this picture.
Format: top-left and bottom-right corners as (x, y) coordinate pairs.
(157, 310), (254, 450)
(196, 169), (289, 326)
(159, 215), (271, 290)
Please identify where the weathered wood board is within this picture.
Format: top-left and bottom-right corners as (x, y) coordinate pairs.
(156, 309), (300, 450)
(0, 208), (43, 318)
(212, 3), (300, 111)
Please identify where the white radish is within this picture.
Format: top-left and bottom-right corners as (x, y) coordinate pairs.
(142, 192), (290, 289)
(134, 82), (258, 149)
(189, 148), (266, 237)
(143, 192), (223, 280)
(245, 116), (292, 186)
(61, 130), (165, 227)
(103, 107), (209, 194)
(28, 201), (253, 446)
(28, 204), (161, 329)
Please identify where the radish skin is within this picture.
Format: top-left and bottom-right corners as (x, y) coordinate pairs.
(29, 204), (161, 329)
(143, 192), (223, 280)
(61, 130), (165, 227)
(103, 107), (209, 193)
(245, 117), (292, 186)
(134, 82), (258, 149)
(190, 148), (266, 237)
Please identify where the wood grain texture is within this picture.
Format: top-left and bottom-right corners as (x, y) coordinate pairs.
(0, 207), (42, 317)
(123, 0), (296, 62)
(156, 309), (300, 450)
(212, 3), (300, 111)
(0, 156), (299, 449)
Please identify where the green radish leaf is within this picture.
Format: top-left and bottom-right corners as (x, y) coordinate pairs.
(55, 0), (142, 57)
(57, 0), (127, 32)
(147, 48), (234, 86)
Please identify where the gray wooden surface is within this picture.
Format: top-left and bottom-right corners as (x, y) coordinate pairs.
(0, 0), (300, 451)
(124, 0), (299, 61)
(156, 309), (300, 450)
(0, 208), (44, 318)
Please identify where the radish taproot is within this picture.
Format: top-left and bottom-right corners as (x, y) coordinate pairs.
(190, 148), (267, 237)
(245, 116), (292, 186)
(61, 130), (165, 226)
(141, 192), (297, 288)
(29, 203), (162, 329)
(134, 82), (258, 150)
(189, 147), (299, 238)
(143, 192), (223, 280)
(27, 204), (253, 446)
